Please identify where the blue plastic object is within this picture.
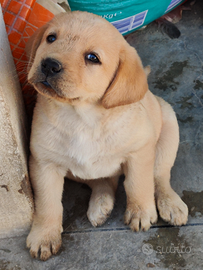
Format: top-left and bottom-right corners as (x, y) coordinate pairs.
(68, 0), (186, 35)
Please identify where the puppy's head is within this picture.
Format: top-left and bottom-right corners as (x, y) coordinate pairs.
(26, 11), (148, 108)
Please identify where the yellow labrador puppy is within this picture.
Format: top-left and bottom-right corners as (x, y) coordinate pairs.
(26, 11), (188, 260)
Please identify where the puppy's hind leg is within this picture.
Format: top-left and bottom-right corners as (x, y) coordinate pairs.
(155, 98), (188, 226)
(86, 177), (119, 227)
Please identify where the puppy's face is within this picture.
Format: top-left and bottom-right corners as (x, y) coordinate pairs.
(27, 12), (148, 108)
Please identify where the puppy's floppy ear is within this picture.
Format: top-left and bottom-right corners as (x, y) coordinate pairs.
(25, 24), (49, 71)
(102, 45), (148, 109)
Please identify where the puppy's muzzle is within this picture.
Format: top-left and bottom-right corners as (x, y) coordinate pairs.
(41, 58), (62, 78)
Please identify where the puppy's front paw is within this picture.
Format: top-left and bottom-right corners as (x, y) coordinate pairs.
(87, 192), (114, 227)
(157, 189), (188, 226)
(124, 203), (157, 232)
(26, 225), (62, 261)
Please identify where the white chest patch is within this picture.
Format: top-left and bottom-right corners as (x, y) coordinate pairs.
(38, 103), (131, 180)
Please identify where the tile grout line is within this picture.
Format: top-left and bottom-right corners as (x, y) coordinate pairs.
(62, 222), (203, 235)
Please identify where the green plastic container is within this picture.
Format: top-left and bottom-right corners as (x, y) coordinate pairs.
(68, 0), (185, 35)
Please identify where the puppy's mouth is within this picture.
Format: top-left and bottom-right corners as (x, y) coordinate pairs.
(34, 80), (62, 98)
(30, 78), (80, 102)
(41, 80), (52, 88)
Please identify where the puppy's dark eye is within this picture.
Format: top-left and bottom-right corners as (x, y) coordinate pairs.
(85, 53), (101, 64)
(46, 34), (57, 43)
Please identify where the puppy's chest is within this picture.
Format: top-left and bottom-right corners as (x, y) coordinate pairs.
(52, 120), (125, 179)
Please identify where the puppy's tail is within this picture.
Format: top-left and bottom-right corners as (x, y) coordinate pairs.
(144, 65), (151, 77)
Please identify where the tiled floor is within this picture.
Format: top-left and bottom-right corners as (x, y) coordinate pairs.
(1, 0), (203, 269)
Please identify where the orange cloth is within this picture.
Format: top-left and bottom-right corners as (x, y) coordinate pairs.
(1, 0), (54, 117)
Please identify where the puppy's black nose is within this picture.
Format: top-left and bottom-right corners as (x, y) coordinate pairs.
(41, 58), (62, 77)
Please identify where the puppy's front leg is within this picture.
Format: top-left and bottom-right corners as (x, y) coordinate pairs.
(27, 155), (65, 261)
(124, 145), (157, 231)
